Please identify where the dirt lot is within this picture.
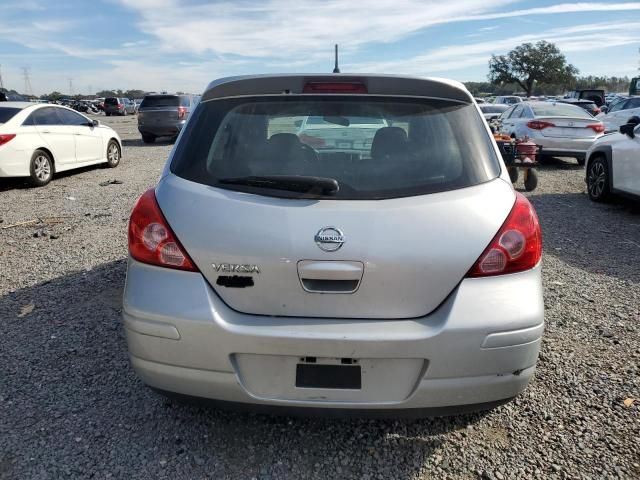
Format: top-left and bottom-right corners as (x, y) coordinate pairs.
(1, 114), (639, 479)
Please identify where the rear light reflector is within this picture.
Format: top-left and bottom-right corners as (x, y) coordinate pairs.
(177, 106), (187, 119)
(128, 189), (197, 271)
(117, 103), (123, 108)
(526, 120), (555, 130)
(587, 123), (605, 133)
(0, 134), (16, 146)
(467, 193), (541, 277)
(303, 82), (367, 94)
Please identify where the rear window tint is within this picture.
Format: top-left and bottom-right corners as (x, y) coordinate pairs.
(171, 96), (500, 200)
(105, 98), (118, 105)
(140, 96), (181, 108)
(532, 103), (592, 118)
(0, 107), (21, 123)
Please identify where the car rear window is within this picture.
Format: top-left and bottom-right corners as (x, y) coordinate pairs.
(480, 105), (508, 114)
(105, 98), (118, 105)
(140, 95), (183, 108)
(532, 103), (592, 118)
(0, 107), (21, 123)
(171, 96), (500, 200)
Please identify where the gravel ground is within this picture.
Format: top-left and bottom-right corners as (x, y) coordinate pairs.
(1, 115), (638, 479)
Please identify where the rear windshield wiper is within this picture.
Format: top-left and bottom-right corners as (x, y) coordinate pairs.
(218, 175), (339, 196)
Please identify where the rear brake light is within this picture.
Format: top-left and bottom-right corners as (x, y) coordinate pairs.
(303, 82), (367, 94)
(117, 103), (123, 108)
(527, 120), (555, 130)
(587, 123), (605, 133)
(128, 189), (197, 271)
(0, 134), (16, 146)
(467, 193), (541, 277)
(177, 106), (187, 119)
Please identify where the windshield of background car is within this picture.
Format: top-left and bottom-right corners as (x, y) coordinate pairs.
(532, 103), (592, 118)
(0, 107), (21, 123)
(170, 96), (500, 200)
(480, 105), (508, 114)
(140, 95), (180, 108)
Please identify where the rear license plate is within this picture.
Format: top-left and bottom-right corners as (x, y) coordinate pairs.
(295, 364), (361, 389)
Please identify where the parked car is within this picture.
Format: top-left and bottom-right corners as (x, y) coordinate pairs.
(565, 89), (605, 107)
(493, 95), (522, 105)
(497, 101), (604, 165)
(479, 104), (510, 121)
(137, 94), (197, 143)
(123, 74), (544, 415)
(555, 99), (600, 116)
(104, 97), (136, 116)
(0, 92), (8, 102)
(0, 102), (122, 186)
(585, 116), (640, 202)
(295, 115), (387, 152)
(596, 96), (640, 132)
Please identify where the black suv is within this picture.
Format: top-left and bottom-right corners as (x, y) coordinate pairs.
(565, 89), (605, 107)
(137, 94), (198, 143)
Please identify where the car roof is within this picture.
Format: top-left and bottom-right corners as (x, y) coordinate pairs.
(201, 74), (471, 103)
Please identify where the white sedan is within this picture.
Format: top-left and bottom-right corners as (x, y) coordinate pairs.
(0, 102), (122, 186)
(597, 96), (640, 132)
(585, 117), (640, 202)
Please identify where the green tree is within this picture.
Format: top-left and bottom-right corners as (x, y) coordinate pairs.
(488, 41), (578, 97)
(96, 90), (117, 97)
(43, 91), (64, 101)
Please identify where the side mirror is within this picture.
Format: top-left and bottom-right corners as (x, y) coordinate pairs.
(600, 106), (608, 114)
(90, 119), (100, 127)
(620, 123), (635, 138)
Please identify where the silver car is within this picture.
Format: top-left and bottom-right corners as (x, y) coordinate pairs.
(498, 101), (604, 165)
(123, 74), (544, 415)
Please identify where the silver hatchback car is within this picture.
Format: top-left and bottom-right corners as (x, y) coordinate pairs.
(123, 74), (543, 415)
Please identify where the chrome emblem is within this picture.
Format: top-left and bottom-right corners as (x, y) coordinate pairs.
(315, 227), (345, 252)
(568, 121), (574, 127)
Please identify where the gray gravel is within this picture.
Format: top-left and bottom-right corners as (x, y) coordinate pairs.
(1, 115), (639, 479)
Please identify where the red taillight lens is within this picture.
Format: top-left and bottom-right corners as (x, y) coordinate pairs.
(467, 193), (542, 277)
(128, 189), (197, 271)
(587, 123), (605, 133)
(177, 106), (187, 119)
(117, 103), (123, 108)
(303, 82), (367, 94)
(527, 120), (555, 130)
(0, 134), (16, 146)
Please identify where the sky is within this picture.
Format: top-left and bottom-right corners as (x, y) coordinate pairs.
(0, 0), (639, 95)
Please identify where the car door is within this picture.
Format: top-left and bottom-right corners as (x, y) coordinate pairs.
(28, 107), (76, 167)
(56, 108), (103, 163)
(501, 105), (523, 133)
(612, 124), (640, 195)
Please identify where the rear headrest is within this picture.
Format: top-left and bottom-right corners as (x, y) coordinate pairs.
(371, 126), (408, 159)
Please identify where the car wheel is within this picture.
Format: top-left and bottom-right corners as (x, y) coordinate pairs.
(106, 140), (121, 168)
(142, 134), (155, 144)
(586, 156), (610, 202)
(106, 112), (111, 117)
(29, 149), (53, 187)
(507, 166), (518, 183)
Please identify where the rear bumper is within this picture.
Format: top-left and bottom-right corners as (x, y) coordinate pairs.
(122, 259), (544, 412)
(138, 121), (185, 137)
(535, 137), (596, 158)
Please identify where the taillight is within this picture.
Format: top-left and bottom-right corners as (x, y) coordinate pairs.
(177, 106), (187, 119)
(0, 134), (16, 146)
(128, 189), (197, 271)
(593, 107), (601, 115)
(467, 193), (541, 277)
(587, 123), (605, 133)
(303, 82), (367, 94)
(117, 103), (123, 108)
(527, 120), (555, 130)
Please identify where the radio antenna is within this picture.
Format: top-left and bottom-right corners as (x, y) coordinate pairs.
(333, 44), (340, 73)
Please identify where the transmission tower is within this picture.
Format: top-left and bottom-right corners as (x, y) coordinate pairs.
(22, 67), (33, 96)
(0, 65), (4, 90)
(68, 78), (74, 96)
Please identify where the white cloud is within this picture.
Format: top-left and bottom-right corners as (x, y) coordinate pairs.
(347, 21), (640, 76)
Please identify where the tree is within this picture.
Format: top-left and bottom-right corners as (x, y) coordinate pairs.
(96, 90), (117, 97)
(488, 41), (578, 97)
